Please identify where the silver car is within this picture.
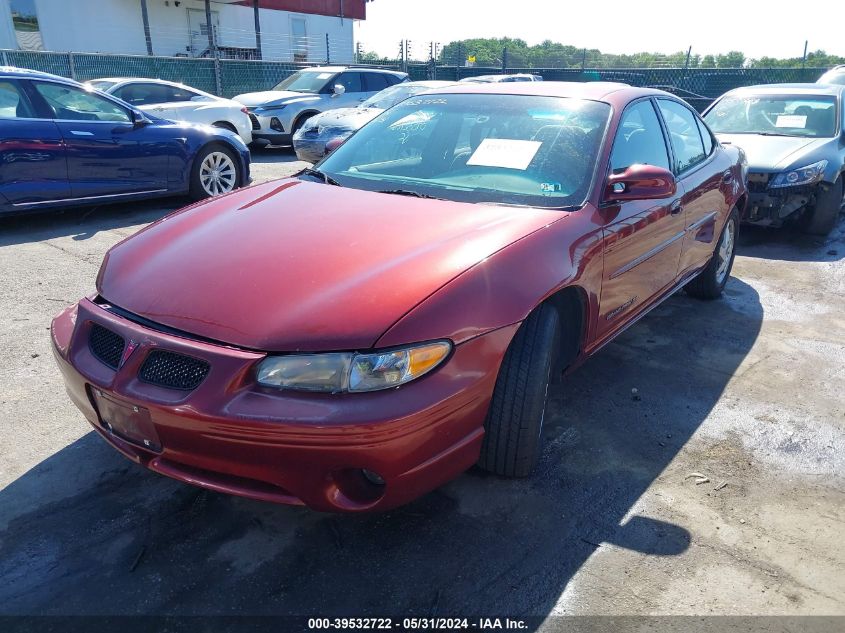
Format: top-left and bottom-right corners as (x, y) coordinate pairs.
(234, 66), (408, 147)
(292, 80), (458, 163)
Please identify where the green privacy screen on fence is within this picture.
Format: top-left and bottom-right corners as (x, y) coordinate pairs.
(1, 49), (831, 110)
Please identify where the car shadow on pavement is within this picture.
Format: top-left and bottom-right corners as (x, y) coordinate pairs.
(0, 279), (763, 622)
(736, 213), (845, 262)
(0, 199), (182, 248)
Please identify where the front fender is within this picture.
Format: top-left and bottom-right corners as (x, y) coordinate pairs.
(375, 207), (605, 348)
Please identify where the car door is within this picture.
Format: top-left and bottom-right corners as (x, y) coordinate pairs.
(334, 72), (369, 106)
(596, 99), (685, 343)
(0, 79), (70, 208)
(655, 98), (727, 276)
(30, 80), (168, 198)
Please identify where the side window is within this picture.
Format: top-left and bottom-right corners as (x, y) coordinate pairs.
(114, 83), (167, 106)
(0, 80), (35, 119)
(610, 100), (671, 173)
(364, 73), (390, 92)
(337, 72), (363, 93)
(35, 82), (132, 122)
(657, 99), (706, 172)
(164, 85), (201, 102)
(696, 117), (714, 156)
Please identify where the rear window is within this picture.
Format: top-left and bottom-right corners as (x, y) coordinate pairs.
(704, 94), (838, 138)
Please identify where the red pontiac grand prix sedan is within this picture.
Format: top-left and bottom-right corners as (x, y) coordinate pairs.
(52, 82), (747, 512)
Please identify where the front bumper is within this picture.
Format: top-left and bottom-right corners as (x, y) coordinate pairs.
(51, 299), (514, 512)
(745, 172), (815, 225)
(248, 110), (292, 146)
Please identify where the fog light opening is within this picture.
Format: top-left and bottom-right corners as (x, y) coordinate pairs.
(270, 117), (284, 132)
(361, 469), (385, 487)
(330, 468), (387, 507)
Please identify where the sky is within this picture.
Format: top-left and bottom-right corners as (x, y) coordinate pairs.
(354, 0), (845, 61)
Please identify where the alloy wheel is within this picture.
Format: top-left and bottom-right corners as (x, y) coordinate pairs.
(199, 151), (237, 196)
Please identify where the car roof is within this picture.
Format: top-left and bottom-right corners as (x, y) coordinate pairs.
(422, 80), (665, 103)
(89, 77), (213, 93)
(299, 66), (406, 76)
(404, 80), (459, 88)
(0, 66), (76, 83)
(725, 83), (845, 96)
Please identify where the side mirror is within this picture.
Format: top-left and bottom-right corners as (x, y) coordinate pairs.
(605, 164), (676, 202)
(332, 84), (346, 97)
(131, 110), (150, 127)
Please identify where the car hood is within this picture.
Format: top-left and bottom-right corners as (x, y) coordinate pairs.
(97, 179), (566, 351)
(715, 134), (831, 171)
(307, 107), (383, 130)
(233, 90), (319, 107)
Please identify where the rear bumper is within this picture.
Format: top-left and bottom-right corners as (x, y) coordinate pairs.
(51, 299), (514, 512)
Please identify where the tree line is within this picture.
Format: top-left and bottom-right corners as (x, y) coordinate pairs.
(360, 37), (844, 69)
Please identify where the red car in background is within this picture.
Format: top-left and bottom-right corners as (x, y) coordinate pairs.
(52, 82), (747, 512)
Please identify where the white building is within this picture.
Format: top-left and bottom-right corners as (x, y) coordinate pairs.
(0, 0), (366, 62)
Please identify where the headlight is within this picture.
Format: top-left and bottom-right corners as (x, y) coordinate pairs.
(769, 160), (828, 188)
(254, 104), (287, 113)
(256, 341), (452, 393)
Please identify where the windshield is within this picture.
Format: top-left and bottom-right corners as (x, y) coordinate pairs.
(317, 93), (611, 208)
(704, 94), (838, 138)
(89, 80), (117, 92)
(272, 70), (336, 93)
(361, 84), (431, 110)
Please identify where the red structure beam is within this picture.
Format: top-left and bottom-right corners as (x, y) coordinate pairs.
(234, 0), (367, 20)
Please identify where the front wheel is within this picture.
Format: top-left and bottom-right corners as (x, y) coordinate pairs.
(801, 177), (843, 236)
(478, 304), (560, 478)
(685, 208), (738, 300)
(190, 145), (241, 200)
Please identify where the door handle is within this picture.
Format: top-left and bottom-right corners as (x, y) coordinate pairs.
(69, 130), (94, 136)
(670, 199), (683, 215)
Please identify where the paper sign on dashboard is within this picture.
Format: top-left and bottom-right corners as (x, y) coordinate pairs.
(466, 138), (542, 170)
(775, 115), (807, 128)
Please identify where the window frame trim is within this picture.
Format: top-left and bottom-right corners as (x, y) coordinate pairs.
(655, 97), (716, 177)
(26, 77), (135, 124)
(605, 95), (674, 179)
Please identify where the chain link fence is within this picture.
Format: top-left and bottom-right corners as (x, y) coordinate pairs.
(2, 48), (833, 109)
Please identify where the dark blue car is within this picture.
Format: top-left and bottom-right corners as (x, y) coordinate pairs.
(0, 68), (250, 215)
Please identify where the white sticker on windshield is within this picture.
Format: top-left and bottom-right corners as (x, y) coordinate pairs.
(466, 138), (542, 170)
(776, 115), (807, 128)
(317, 73), (333, 79)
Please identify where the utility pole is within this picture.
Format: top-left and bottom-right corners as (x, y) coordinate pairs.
(801, 40), (808, 71)
(252, 0), (262, 59)
(356, 41), (362, 64)
(140, 0), (153, 55)
(502, 47), (508, 73)
(326, 33), (330, 64)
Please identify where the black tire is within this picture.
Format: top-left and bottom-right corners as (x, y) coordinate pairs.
(189, 144), (241, 201)
(292, 113), (316, 136)
(801, 177), (843, 236)
(685, 207), (739, 300)
(478, 304), (560, 478)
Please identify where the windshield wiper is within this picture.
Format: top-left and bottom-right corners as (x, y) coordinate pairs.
(299, 167), (341, 186)
(376, 189), (443, 199)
